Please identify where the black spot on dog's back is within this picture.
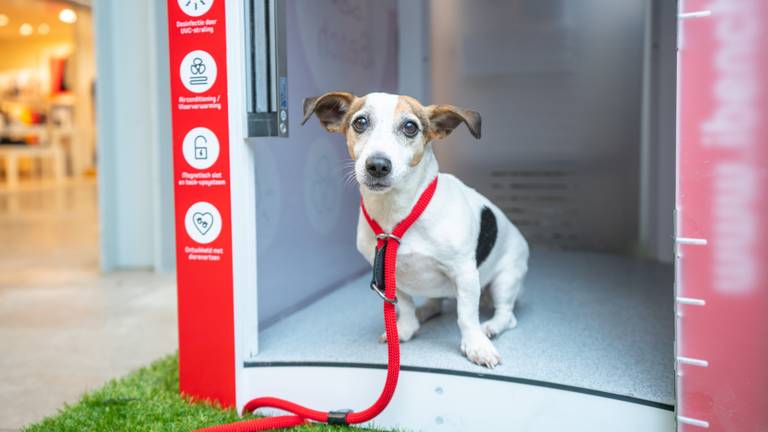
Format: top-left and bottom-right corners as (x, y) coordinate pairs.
(476, 206), (497, 267)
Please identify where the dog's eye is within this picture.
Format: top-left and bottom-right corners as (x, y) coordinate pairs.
(352, 116), (369, 133)
(402, 120), (419, 138)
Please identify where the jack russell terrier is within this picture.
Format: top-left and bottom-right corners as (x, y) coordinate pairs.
(303, 92), (529, 368)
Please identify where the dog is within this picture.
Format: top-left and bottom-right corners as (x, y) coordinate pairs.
(303, 92), (529, 368)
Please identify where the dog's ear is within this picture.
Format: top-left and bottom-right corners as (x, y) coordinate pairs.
(302, 92), (357, 133)
(426, 105), (481, 140)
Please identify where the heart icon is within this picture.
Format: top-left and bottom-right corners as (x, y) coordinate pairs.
(192, 212), (214, 235)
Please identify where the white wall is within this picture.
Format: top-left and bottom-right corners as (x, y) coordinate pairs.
(400, 0), (674, 261)
(94, 0), (175, 271)
(428, 0), (647, 254)
(397, 0), (431, 102)
(149, 0), (176, 273)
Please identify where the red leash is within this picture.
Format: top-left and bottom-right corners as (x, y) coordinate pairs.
(194, 178), (439, 432)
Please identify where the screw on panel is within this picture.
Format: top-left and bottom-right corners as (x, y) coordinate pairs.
(678, 415), (710, 428)
(678, 10), (712, 20)
(677, 356), (709, 367)
(675, 237), (708, 246)
(676, 296), (706, 306)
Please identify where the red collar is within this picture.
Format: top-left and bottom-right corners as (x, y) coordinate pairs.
(360, 177), (439, 304)
(360, 176), (439, 241)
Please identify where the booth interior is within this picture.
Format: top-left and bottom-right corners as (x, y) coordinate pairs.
(245, 0), (676, 409)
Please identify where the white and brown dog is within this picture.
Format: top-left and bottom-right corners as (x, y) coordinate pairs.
(303, 92), (529, 368)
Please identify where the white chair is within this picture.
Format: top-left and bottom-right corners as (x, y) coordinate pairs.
(0, 125), (66, 188)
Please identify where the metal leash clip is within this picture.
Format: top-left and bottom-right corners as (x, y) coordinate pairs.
(371, 233), (399, 304)
(370, 281), (398, 304)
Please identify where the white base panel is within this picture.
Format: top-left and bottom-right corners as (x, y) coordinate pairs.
(239, 366), (674, 432)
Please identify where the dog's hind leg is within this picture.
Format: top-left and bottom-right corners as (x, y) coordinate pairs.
(416, 298), (443, 323)
(481, 268), (525, 339)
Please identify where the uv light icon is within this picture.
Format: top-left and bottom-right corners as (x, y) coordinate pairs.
(178, 0), (214, 17)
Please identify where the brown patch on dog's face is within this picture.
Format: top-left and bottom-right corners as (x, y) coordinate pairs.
(395, 95), (431, 166)
(392, 96), (482, 166)
(343, 97), (367, 159)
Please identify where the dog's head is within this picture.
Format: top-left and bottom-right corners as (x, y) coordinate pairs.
(302, 92), (481, 193)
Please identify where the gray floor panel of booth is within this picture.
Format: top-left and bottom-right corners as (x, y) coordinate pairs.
(251, 251), (674, 406)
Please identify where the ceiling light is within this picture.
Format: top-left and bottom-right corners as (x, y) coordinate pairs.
(38, 23), (50, 35)
(59, 8), (77, 24)
(19, 23), (33, 36)
(0, 14), (9, 27)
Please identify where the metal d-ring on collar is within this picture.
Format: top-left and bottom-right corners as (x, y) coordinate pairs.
(376, 233), (402, 243)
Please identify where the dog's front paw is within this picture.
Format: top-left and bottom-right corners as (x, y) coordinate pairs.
(460, 333), (502, 368)
(481, 313), (518, 339)
(379, 319), (419, 343)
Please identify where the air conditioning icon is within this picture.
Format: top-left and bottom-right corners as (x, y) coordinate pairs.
(194, 135), (208, 160)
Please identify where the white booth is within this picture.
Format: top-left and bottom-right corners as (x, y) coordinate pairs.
(166, 1), (768, 431)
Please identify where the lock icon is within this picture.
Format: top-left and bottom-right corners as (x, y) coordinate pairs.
(194, 135), (208, 160)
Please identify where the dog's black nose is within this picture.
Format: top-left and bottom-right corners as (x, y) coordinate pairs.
(365, 156), (392, 178)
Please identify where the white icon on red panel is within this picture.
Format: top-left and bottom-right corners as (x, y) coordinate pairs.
(195, 137), (208, 159)
(182, 127), (220, 169)
(185, 201), (222, 244)
(178, 0), (213, 17)
(180, 50), (217, 93)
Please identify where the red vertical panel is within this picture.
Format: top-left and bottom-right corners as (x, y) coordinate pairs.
(166, 0), (235, 406)
(677, 0), (768, 430)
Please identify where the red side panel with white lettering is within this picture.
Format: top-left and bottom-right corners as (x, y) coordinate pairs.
(677, 0), (768, 430)
(167, 0), (235, 406)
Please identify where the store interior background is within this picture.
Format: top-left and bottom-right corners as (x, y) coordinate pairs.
(0, 1), (94, 182)
(0, 0), (178, 429)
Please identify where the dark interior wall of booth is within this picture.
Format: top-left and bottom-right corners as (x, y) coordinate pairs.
(252, 0), (399, 327)
(430, 0), (647, 254)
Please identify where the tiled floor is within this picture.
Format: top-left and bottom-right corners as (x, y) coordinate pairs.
(0, 179), (178, 431)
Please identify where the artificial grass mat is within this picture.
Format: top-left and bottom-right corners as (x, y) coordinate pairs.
(24, 354), (388, 432)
